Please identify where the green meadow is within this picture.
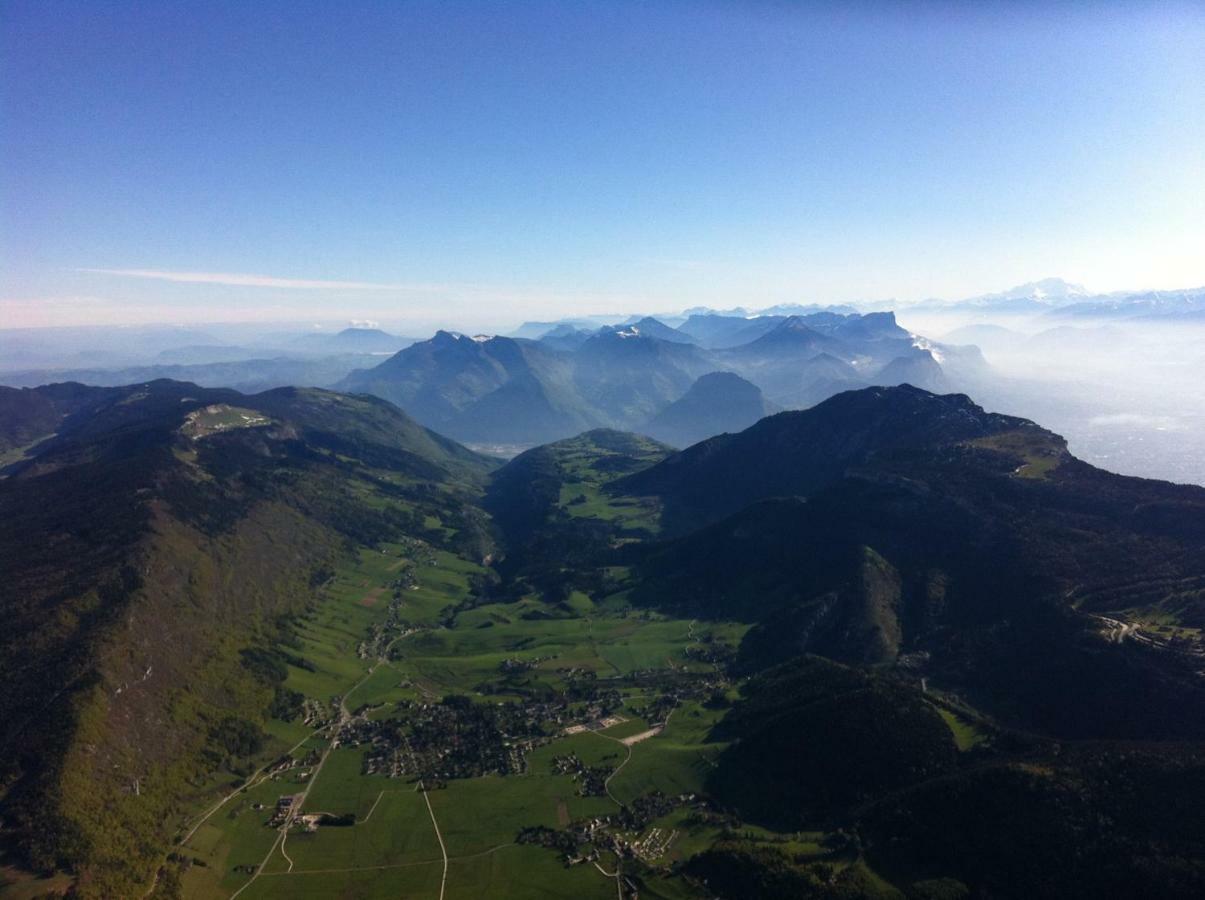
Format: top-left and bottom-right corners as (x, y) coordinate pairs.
(176, 534), (768, 900)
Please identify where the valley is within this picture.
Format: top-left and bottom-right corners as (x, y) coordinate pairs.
(4, 380), (1205, 900)
(169, 537), (757, 900)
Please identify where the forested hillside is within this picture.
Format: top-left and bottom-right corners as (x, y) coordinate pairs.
(0, 381), (494, 896)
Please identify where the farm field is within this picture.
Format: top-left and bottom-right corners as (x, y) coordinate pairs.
(173, 537), (766, 900)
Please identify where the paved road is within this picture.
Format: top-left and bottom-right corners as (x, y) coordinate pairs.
(420, 781), (449, 900)
(228, 648), (388, 898)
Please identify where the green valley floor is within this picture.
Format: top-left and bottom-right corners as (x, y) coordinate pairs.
(168, 540), (805, 900)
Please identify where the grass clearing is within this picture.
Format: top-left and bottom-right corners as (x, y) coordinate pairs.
(446, 843), (615, 899)
(240, 861), (444, 899)
(968, 429), (1065, 480)
(295, 747), (380, 817)
(265, 788), (441, 874)
(427, 775), (613, 858)
(179, 776), (288, 898)
(936, 707), (990, 751)
(607, 702), (727, 806)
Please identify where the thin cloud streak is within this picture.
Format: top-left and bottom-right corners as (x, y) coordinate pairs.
(79, 268), (447, 292)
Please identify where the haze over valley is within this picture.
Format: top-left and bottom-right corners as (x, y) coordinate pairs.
(7, 277), (1203, 485)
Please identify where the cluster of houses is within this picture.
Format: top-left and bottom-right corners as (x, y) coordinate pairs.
(345, 696), (551, 780)
(267, 793), (303, 828)
(520, 791), (709, 874)
(628, 825), (678, 862)
(551, 751), (615, 796)
(336, 681), (647, 783)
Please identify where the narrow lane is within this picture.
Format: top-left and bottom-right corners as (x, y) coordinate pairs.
(420, 780), (449, 900)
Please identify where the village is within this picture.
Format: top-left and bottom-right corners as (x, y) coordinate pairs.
(236, 533), (743, 900)
(517, 789), (719, 870)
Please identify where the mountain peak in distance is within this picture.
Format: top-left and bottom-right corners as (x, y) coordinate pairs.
(643, 371), (778, 448)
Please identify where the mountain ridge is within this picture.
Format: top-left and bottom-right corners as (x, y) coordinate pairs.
(338, 313), (975, 446)
(0, 379), (494, 893)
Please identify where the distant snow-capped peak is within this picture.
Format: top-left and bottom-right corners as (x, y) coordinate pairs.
(974, 278), (1090, 305)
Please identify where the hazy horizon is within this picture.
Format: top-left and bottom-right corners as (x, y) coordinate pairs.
(4, 1), (1204, 329)
(2, 273), (1204, 336)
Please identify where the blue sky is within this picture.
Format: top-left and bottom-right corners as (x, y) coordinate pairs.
(2, 0), (1203, 329)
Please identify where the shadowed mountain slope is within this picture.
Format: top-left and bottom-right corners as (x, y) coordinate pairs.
(335, 314), (978, 446)
(0, 380), (494, 895)
(0, 383), (123, 453)
(675, 313), (787, 348)
(615, 385), (1205, 740)
(618, 384), (1039, 530)
(642, 371), (779, 448)
(571, 328), (717, 424)
(338, 331), (594, 444)
(484, 429), (671, 598)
